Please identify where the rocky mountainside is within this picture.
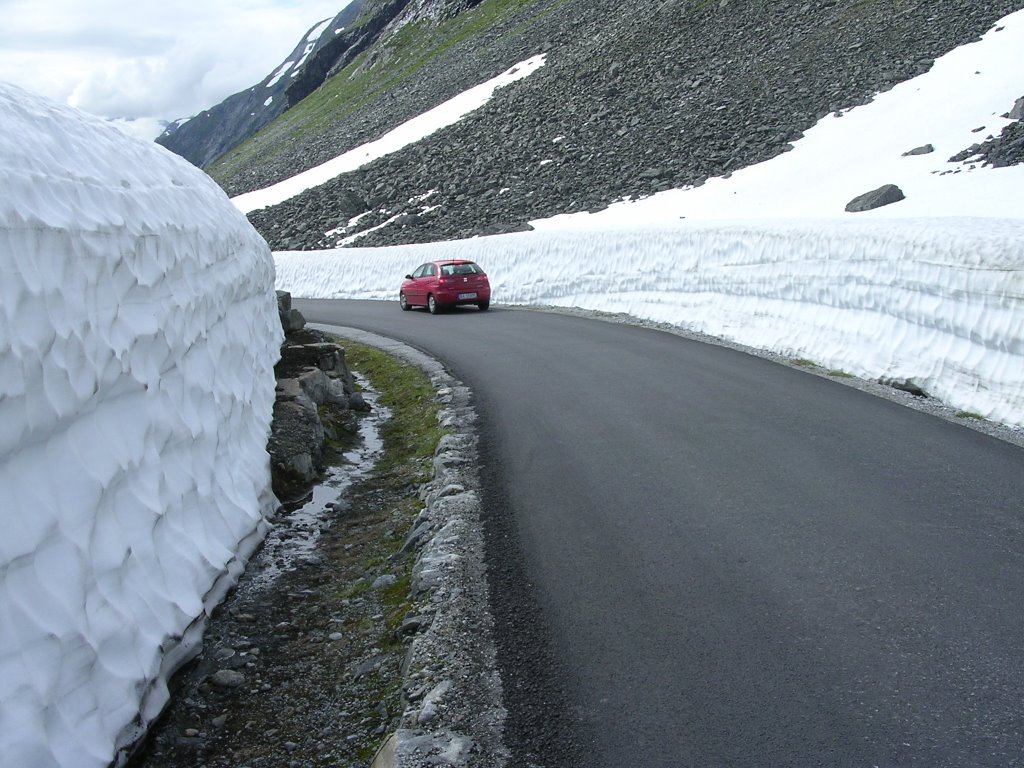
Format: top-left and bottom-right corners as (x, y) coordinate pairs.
(156, 1), (365, 168)
(207, 0), (1024, 249)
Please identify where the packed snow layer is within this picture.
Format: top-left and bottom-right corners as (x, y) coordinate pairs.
(232, 55), (547, 214)
(0, 83), (283, 767)
(275, 217), (1024, 427)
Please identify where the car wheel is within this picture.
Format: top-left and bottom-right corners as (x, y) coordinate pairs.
(400, 292), (410, 311)
(428, 294), (439, 314)
(478, 301), (490, 311)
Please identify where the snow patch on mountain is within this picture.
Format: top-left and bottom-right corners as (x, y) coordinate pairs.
(536, 8), (1024, 227)
(232, 54), (547, 214)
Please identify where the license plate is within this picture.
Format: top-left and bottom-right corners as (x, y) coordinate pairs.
(458, 292), (478, 300)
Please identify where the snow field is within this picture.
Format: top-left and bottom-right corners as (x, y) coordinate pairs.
(275, 216), (1024, 427)
(0, 83), (283, 767)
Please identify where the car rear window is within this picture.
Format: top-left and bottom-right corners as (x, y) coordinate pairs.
(440, 263), (482, 276)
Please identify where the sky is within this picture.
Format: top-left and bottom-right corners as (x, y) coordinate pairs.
(0, 0), (353, 140)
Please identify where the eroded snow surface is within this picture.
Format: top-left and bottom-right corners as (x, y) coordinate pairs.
(0, 82), (282, 767)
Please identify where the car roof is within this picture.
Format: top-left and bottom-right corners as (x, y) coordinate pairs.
(432, 260), (474, 266)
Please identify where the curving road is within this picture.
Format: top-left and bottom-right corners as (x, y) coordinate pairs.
(299, 299), (1024, 768)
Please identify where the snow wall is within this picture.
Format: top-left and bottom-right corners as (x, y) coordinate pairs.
(275, 217), (1024, 427)
(0, 83), (283, 767)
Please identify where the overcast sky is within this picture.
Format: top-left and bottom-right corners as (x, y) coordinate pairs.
(0, 0), (353, 139)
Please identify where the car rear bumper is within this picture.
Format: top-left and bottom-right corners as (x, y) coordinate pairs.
(436, 287), (491, 305)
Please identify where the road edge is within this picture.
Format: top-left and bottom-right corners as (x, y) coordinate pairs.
(310, 324), (509, 768)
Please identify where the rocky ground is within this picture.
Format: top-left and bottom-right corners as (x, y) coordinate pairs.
(130, 442), (419, 768)
(130, 332), (508, 768)
(238, 0), (1024, 250)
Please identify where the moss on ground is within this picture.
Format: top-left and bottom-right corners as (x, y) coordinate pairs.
(345, 341), (446, 483)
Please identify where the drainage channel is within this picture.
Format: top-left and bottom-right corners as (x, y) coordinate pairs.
(239, 373), (389, 597)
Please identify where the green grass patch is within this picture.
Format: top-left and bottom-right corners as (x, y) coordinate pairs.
(341, 579), (372, 600)
(793, 358), (816, 368)
(955, 411), (986, 421)
(343, 341), (445, 484)
(828, 370), (854, 378)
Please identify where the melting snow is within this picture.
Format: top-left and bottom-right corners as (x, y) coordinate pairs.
(266, 60), (296, 88)
(0, 83), (282, 767)
(536, 10), (1024, 227)
(307, 18), (332, 42)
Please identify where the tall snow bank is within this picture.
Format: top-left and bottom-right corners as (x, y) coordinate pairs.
(0, 83), (283, 767)
(275, 217), (1024, 427)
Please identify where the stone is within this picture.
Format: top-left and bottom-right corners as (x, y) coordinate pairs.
(396, 521), (431, 557)
(415, 680), (452, 726)
(902, 143), (934, 156)
(845, 183), (905, 213)
(885, 378), (928, 397)
(209, 669), (245, 689)
(276, 290), (292, 312)
(400, 615), (431, 635)
(280, 308), (306, 334)
(416, 702), (440, 726)
(1008, 96), (1024, 121)
(297, 367), (343, 406)
(372, 574), (398, 590)
(268, 397), (324, 490)
(350, 656), (385, 680)
(278, 342), (347, 376)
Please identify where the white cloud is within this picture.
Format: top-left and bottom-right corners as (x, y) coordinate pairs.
(105, 116), (172, 142)
(0, 0), (353, 131)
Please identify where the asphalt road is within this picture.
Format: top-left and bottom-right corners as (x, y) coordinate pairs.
(299, 298), (1024, 768)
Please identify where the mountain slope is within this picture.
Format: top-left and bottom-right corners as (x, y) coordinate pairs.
(213, 0), (1024, 248)
(155, 1), (365, 168)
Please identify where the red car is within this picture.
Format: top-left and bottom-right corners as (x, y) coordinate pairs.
(400, 260), (491, 313)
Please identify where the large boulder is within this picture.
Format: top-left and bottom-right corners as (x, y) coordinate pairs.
(845, 183), (906, 212)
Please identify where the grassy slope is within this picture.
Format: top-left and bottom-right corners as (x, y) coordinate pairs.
(209, 0), (552, 187)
